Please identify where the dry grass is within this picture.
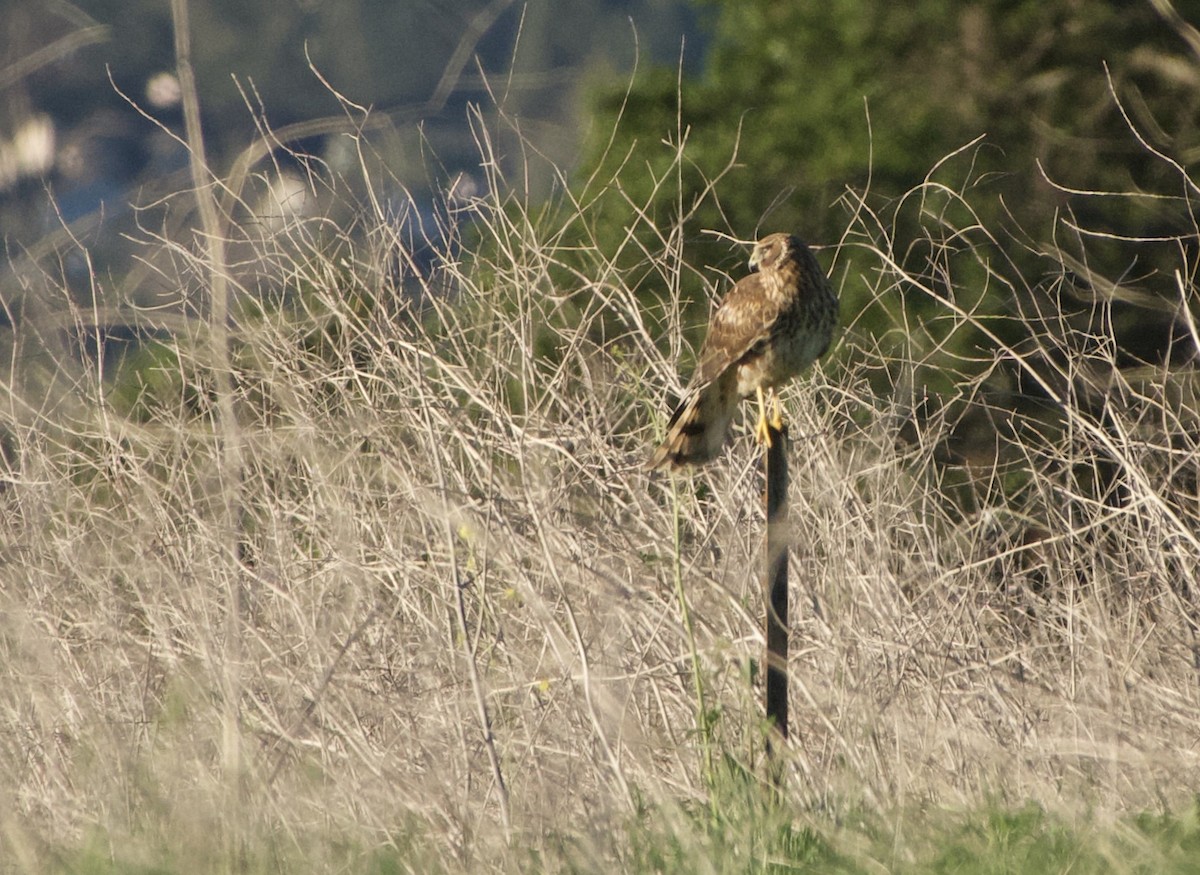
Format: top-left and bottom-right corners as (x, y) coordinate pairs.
(2, 90), (1200, 872)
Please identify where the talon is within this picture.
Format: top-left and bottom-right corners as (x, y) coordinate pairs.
(754, 416), (773, 448)
(754, 386), (773, 447)
(769, 390), (785, 431)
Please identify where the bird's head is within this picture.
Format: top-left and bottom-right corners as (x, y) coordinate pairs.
(748, 233), (799, 273)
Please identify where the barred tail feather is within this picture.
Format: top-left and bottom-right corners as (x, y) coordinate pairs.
(646, 382), (735, 472)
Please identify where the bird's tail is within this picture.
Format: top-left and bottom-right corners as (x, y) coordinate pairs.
(646, 385), (734, 472)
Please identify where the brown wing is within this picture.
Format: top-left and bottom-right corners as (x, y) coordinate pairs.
(686, 272), (782, 391)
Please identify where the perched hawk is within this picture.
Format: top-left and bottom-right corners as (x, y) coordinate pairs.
(647, 233), (838, 471)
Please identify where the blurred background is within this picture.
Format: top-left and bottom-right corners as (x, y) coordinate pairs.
(0, 0), (697, 290)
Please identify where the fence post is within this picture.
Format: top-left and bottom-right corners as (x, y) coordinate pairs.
(764, 420), (789, 769)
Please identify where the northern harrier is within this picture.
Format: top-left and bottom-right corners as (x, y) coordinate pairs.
(647, 233), (838, 471)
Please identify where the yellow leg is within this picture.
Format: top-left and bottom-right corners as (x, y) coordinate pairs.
(769, 389), (784, 431)
(753, 386), (773, 448)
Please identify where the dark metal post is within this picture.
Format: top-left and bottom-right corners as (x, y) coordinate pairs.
(764, 421), (789, 763)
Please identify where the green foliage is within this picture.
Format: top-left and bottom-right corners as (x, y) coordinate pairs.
(914, 800), (1200, 874)
(923, 804), (1096, 874)
(108, 340), (196, 423)
(620, 768), (843, 874)
(1130, 799), (1200, 870)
